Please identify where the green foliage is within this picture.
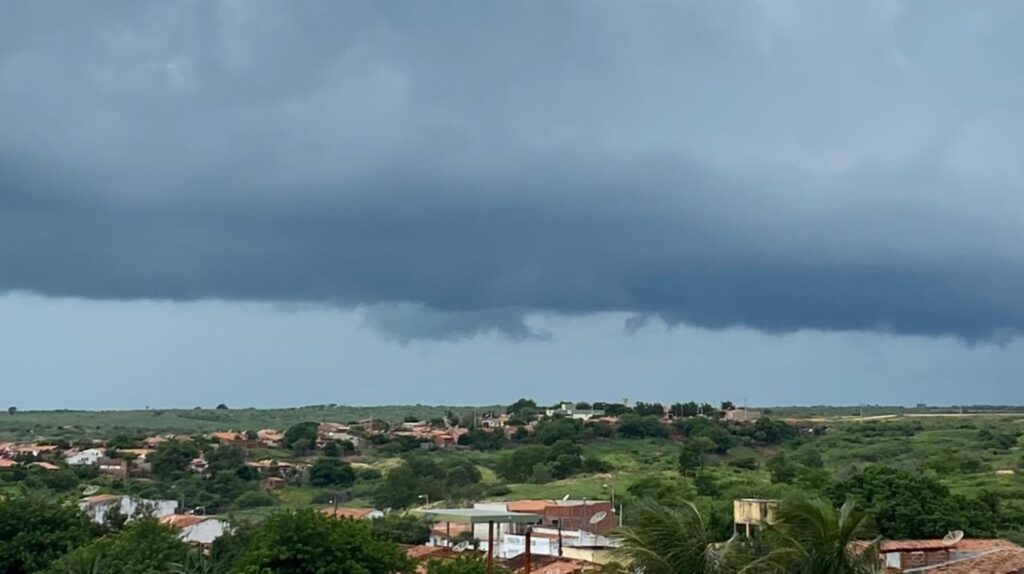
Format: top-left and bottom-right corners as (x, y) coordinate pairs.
(496, 441), (583, 483)
(0, 495), (97, 574)
(368, 514), (431, 545)
(762, 498), (880, 574)
(828, 466), (1000, 539)
(457, 429), (506, 450)
(506, 398), (538, 416)
(223, 510), (410, 574)
(679, 437), (716, 475)
(310, 457), (356, 487)
(232, 490), (277, 510)
(150, 441), (199, 480)
(615, 500), (737, 574)
(617, 415), (669, 439)
(532, 418), (583, 445)
(283, 422), (319, 452)
(46, 518), (190, 574)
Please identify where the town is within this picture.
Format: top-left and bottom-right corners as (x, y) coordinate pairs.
(4, 400), (1024, 573)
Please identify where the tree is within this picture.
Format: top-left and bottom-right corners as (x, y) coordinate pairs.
(496, 445), (552, 482)
(615, 500), (737, 574)
(827, 466), (998, 539)
(46, 518), (190, 574)
(506, 398), (538, 416)
(310, 457), (356, 487)
(149, 441), (199, 480)
(283, 422), (319, 451)
(0, 495), (97, 573)
(634, 402), (666, 417)
(216, 403), (229, 410)
(720, 401), (735, 411)
(617, 414), (669, 438)
(373, 463), (424, 509)
(369, 514), (431, 545)
(761, 498), (880, 574)
(767, 452), (799, 484)
(7, 406), (15, 416)
(679, 437), (716, 476)
(223, 509), (411, 574)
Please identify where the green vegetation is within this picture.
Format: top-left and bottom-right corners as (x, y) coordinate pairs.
(6, 401), (1024, 573)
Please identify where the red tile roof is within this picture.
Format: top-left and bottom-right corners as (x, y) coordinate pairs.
(320, 507), (377, 519)
(925, 546), (1024, 573)
(159, 514), (209, 528)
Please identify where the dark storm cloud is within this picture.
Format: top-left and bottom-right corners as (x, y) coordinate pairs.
(2, 0), (1024, 341)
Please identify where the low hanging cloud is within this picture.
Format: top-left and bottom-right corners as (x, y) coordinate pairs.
(2, 1), (1024, 342)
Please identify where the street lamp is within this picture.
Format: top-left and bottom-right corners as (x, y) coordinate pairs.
(603, 483), (621, 527)
(418, 494), (430, 507)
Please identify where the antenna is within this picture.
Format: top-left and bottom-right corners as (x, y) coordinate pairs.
(589, 511), (608, 524)
(561, 494), (571, 501)
(453, 541), (470, 552)
(82, 485), (100, 496)
(943, 530), (965, 545)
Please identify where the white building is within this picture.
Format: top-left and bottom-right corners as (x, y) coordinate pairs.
(65, 448), (105, 466)
(160, 515), (230, 545)
(543, 403), (605, 421)
(79, 495), (178, 524)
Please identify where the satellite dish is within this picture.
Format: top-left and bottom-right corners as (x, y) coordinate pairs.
(453, 541), (470, 552)
(561, 494), (571, 501)
(82, 485), (100, 496)
(589, 511), (608, 524)
(943, 530), (965, 545)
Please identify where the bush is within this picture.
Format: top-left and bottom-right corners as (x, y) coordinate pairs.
(232, 490), (277, 510)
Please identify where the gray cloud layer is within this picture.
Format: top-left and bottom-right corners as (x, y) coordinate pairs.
(3, 1), (1024, 340)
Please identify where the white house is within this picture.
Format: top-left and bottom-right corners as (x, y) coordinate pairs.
(65, 448), (105, 466)
(80, 495), (178, 524)
(160, 515), (230, 545)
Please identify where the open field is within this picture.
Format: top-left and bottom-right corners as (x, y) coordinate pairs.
(0, 405), (501, 441)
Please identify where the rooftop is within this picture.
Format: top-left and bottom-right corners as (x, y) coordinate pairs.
(413, 508), (541, 525)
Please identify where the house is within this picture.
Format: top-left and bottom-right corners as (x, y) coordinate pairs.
(209, 431), (243, 444)
(143, 436), (169, 448)
(189, 457), (209, 474)
(262, 476), (286, 490)
(14, 444), (59, 458)
(257, 429), (284, 447)
(733, 498), (779, 537)
(864, 538), (1024, 572)
(65, 448), (105, 466)
(80, 494), (178, 524)
(119, 448), (155, 462)
(724, 408), (762, 423)
(318, 423), (363, 449)
(0, 459), (19, 469)
(502, 500), (617, 535)
(159, 515), (229, 545)
(429, 522), (474, 547)
(29, 461), (60, 471)
(97, 457), (129, 479)
(320, 507), (385, 520)
(544, 403), (605, 421)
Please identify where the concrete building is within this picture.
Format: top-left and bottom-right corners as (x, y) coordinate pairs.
(724, 408), (762, 423)
(65, 448), (105, 466)
(544, 403), (606, 421)
(734, 498), (779, 537)
(159, 515), (229, 545)
(80, 495), (178, 524)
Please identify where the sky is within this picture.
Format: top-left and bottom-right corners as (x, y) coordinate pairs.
(2, 1), (1023, 409)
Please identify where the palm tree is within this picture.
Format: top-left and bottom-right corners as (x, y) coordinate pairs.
(759, 498), (881, 574)
(614, 500), (739, 574)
